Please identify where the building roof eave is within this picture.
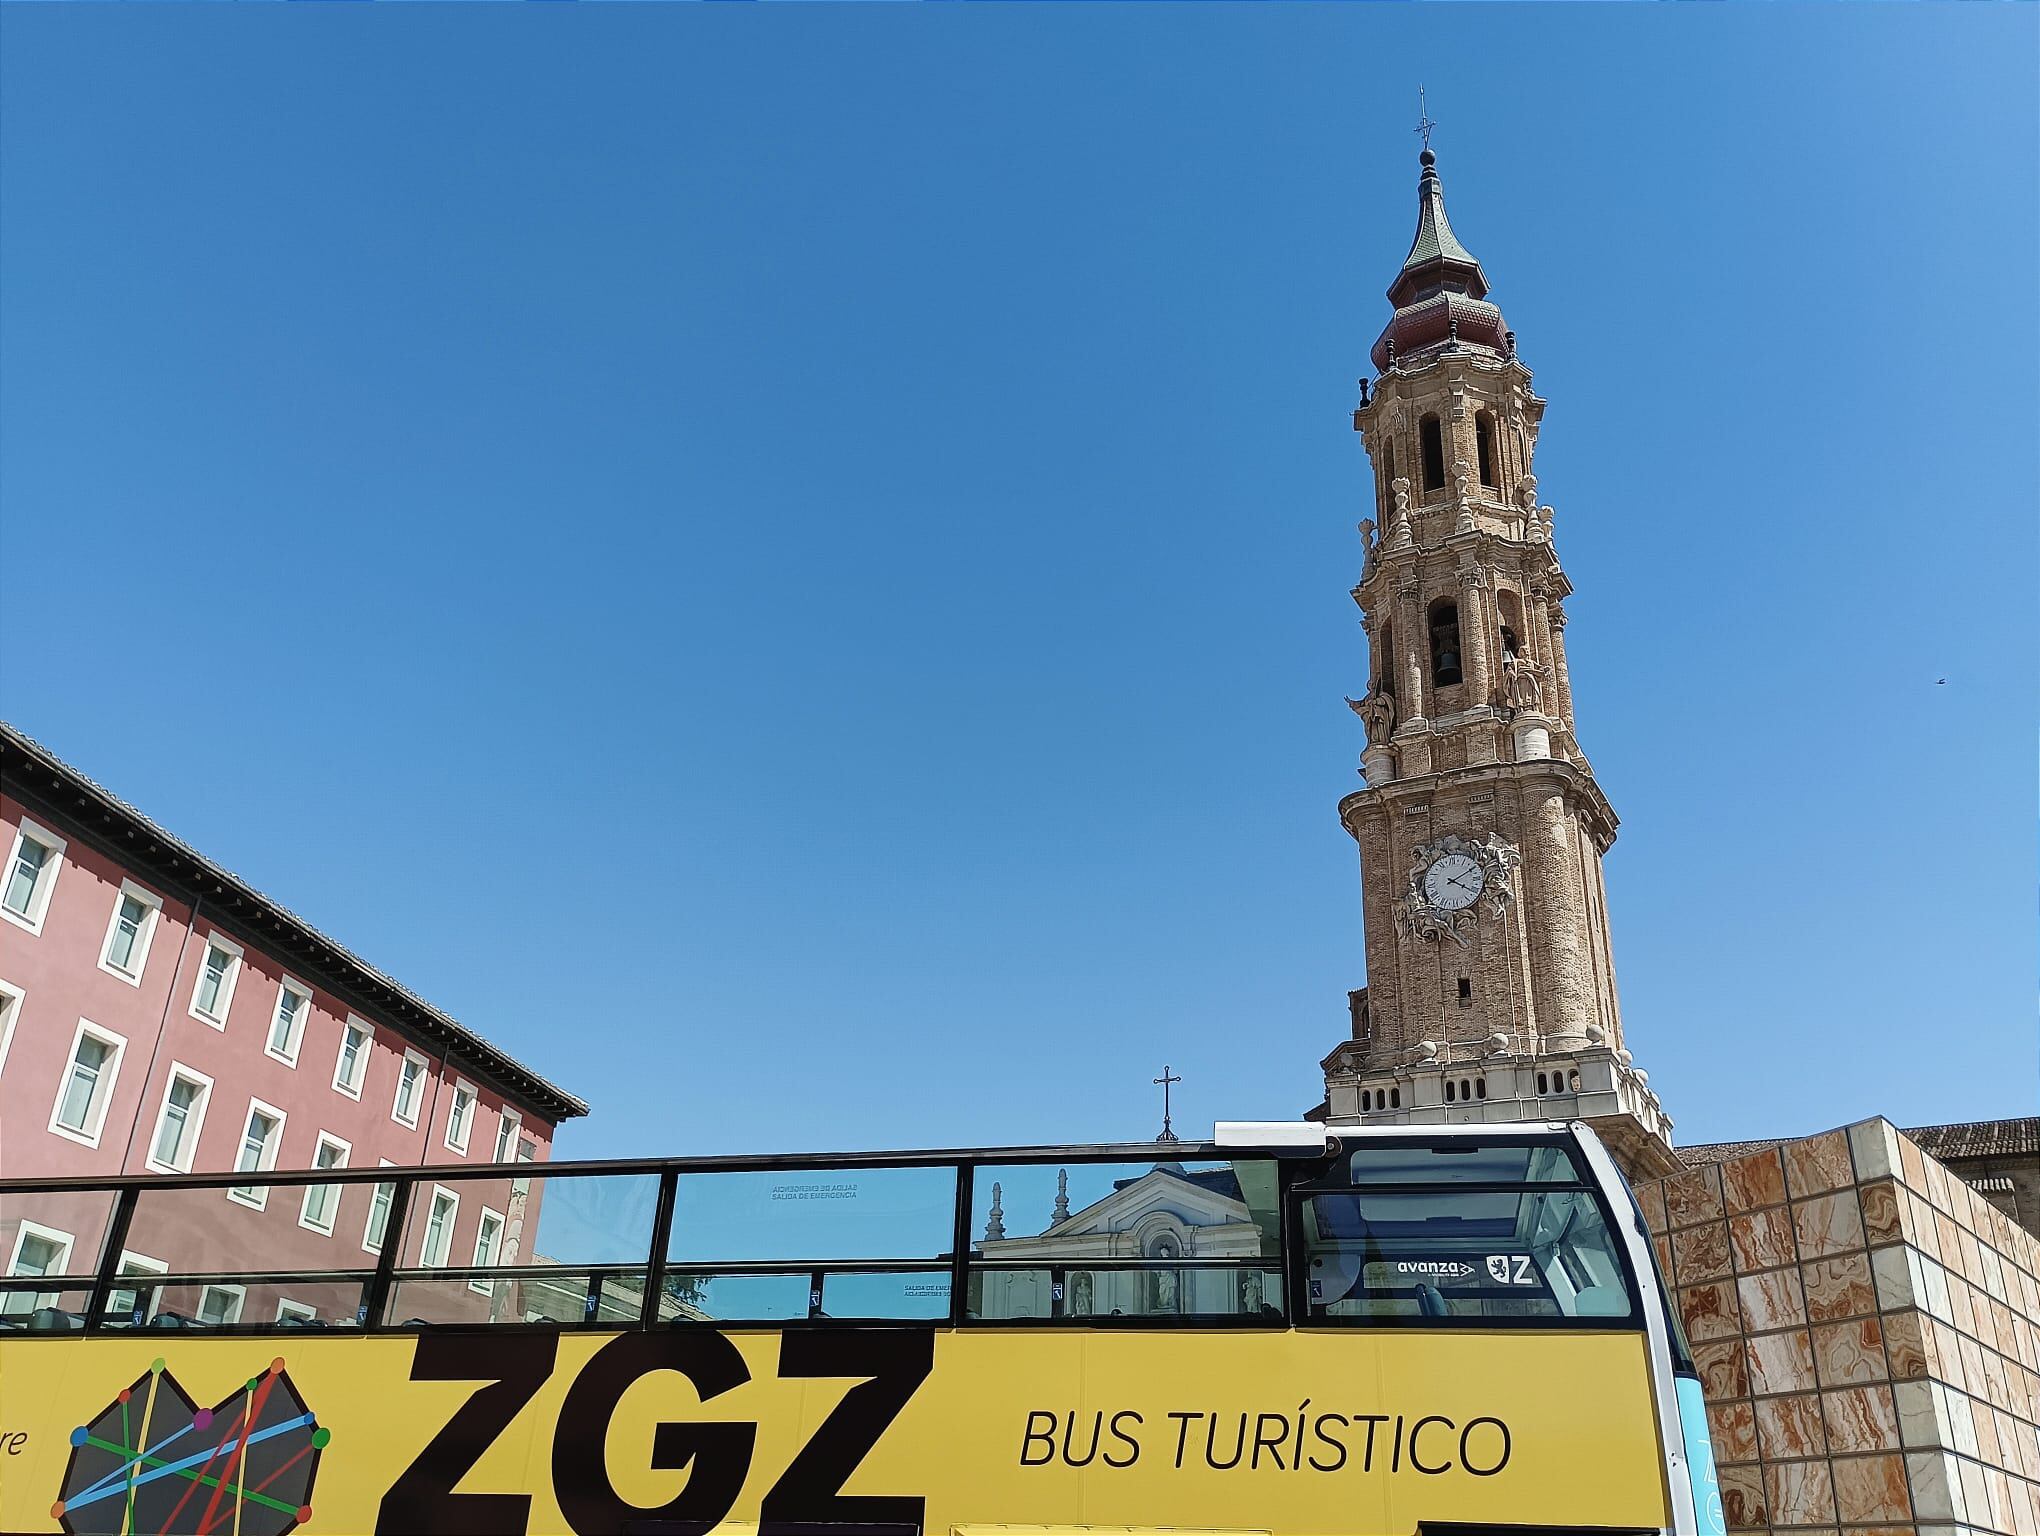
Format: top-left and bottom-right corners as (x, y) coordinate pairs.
(0, 720), (589, 1122)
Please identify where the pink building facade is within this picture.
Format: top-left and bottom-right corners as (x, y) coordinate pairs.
(1, 723), (585, 1324)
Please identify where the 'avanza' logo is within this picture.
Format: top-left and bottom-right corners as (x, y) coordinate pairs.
(1393, 1261), (1476, 1280)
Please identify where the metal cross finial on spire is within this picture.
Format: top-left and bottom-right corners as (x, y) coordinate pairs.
(1153, 1065), (1182, 1144)
(1415, 85), (1437, 154)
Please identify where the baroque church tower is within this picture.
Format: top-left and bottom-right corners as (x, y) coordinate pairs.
(1319, 148), (1677, 1180)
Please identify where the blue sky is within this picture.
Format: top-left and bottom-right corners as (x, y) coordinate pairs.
(2, 7), (2033, 1160)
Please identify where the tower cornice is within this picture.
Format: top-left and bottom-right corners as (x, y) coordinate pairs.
(1354, 526), (1567, 608)
(1339, 756), (1619, 850)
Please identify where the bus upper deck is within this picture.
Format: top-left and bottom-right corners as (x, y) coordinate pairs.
(0, 1121), (1719, 1536)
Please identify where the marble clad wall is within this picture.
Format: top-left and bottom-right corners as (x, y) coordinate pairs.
(1637, 1118), (2040, 1536)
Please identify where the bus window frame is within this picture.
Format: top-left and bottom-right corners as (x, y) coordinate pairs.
(1284, 1131), (1648, 1332)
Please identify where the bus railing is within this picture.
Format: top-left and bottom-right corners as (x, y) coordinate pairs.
(0, 1142), (1301, 1336)
(0, 1131), (1646, 1337)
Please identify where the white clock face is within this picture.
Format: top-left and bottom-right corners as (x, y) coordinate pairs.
(1423, 852), (1486, 912)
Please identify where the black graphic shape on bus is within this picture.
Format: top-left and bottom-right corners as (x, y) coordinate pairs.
(55, 1358), (324, 1536)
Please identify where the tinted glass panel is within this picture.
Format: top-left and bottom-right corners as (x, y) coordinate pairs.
(123, 1185), (378, 1279)
(667, 1166), (956, 1263)
(388, 1269), (641, 1328)
(0, 1282), (95, 1331)
(1, 1190), (117, 1277)
(967, 1265), (1283, 1321)
(1325, 1142), (1583, 1186)
(820, 1270), (951, 1321)
(970, 1160), (1280, 1261)
(661, 1272), (812, 1323)
(660, 1269), (952, 1324)
(118, 1280), (365, 1330)
(1301, 1185), (1633, 1321)
(392, 1172), (658, 1272)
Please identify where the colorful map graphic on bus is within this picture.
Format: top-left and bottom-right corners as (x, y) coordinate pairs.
(52, 1357), (326, 1536)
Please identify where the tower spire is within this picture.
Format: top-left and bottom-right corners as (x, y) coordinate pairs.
(1371, 147), (1506, 371)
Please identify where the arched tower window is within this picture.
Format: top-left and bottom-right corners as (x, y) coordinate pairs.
(1428, 598), (1463, 686)
(1379, 440), (1397, 518)
(1391, 1087), (1401, 1108)
(1420, 415), (1445, 492)
(1377, 621), (1395, 697)
(1445, 1079), (1456, 1103)
(1476, 411), (1497, 487)
(1361, 1090), (1372, 1112)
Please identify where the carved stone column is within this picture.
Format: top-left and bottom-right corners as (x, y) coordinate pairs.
(1396, 584), (1426, 718)
(1524, 787), (1594, 1048)
(1526, 585), (1560, 714)
(1392, 581), (1433, 776)
(1456, 565), (1492, 709)
(1548, 606), (1577, 729)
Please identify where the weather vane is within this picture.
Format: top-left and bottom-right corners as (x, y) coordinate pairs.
(1415, 85), (1436, 153)
(1154, 1064), (1182, 1144)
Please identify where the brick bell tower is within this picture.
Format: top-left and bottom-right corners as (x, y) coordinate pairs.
(1319, 146), (1677, 1180)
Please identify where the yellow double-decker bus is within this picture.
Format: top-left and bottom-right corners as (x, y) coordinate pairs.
(0, 1121), (1721, 1536)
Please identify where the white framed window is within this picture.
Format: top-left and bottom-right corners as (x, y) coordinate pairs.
(196, 1284), (245, 1326)
(517, 1134), (538, 1163)
(443, 1079), (477, 1154)
(332, 1017), (373, 1099)
(106, 1252), (169, 1324)
(188, 933), (244, 1027)
(491, 1107), (522, 1164)
(144, 1063), (214, 1174)
(3, 1220), (76, 1317)
(1, 817), (65, 935)
(468, 1207), (506, 1296)
(274, 1298), (318, 1324)
(362, 1159), (399, 1256)
(227, 1098), (288, 1209)
(97, 880), (164, 984)
(48, 1019), (127, 1148)
(297, 1132), (351, 1235)
(0, 979), (22, 1077)
(420, 1186), (459, 1267)
(391, 1050), (428, 1128)
(266, 978), (312, 1066)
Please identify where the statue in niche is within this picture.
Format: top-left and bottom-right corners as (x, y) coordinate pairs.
(1347, 690), (1397, 747)
(1236, 1268), (1266, 1316)
(1502, 651), (1544, 711)
(1146, 1232), (1182, 1315)
(1070, 1270), (1094, 1317)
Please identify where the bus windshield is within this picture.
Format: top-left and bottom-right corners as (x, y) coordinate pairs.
(1297, 1139), (1639, 1322)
